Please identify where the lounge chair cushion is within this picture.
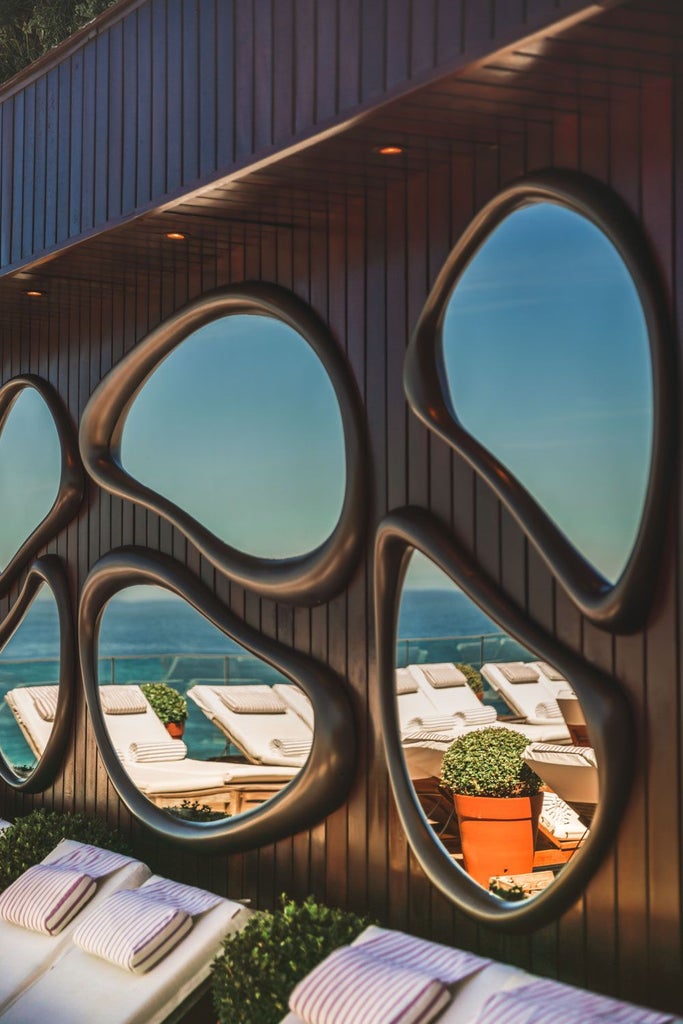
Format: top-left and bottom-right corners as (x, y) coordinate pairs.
(217, 689), (286, 714)
(128, 739), (188, 762)
(51, 843), (140, 879)
(289, 945), (451, 1024)
(500, 664), (539, 684)
(32, 686), (59, 721)
(421, 665), (467, 688)
(475, 978), (676, 1023)
(72, 889), (192, 973)
(139, 877), (223, 915)
(535, 662), (566, 683)
(0, 864), (96, 936)
(101, 687), (148, 715)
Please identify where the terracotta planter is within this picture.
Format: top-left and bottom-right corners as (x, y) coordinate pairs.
(165, 721), (185, 739)
(454, 792), (543, 887)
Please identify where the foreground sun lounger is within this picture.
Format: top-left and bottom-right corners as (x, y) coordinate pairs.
(0, 839), (150, 1015)
(523, 742), (599, 825)
(0, 866), (251, 1024)
(278, 925), (679, 1024)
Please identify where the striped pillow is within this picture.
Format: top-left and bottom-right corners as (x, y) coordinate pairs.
(128, 739), (187, 762)
(72, 889), (192, 973)
(100, 687), (148, 715)
(421, 665), (467, 689)
(536, 662), (566, 683)
(358, 927), (490, 983)
(534, 699), (563, 720)
(289, 946), (450, 1024)
(140, 877), (224, 916)
(500, 664), (539, 684)
(0, 864), (96, 935)
(476, 979), (675, 1024)
(217, 689), (286, 714)
(270, 737), (313, 759)
(51, 843), (136, 879)
(395, 670), (418, 695)
(31, 685), (60, 721)
(454, 706), (497, 726)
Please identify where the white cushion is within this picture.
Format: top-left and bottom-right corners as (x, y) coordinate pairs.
(100, 687), (148, 715)
(289, 945), (450, 1024)
(0, 865), (96, 936)
(421, 665), (467, 688)
(72, 889), (192, 973)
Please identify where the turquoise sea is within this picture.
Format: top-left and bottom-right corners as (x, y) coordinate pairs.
(0, 590), (529, 769)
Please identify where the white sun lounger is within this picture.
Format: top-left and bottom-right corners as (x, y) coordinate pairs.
(480, 662), (570, 739)
(187, 684), (313, 768)
(523, 743), (598, 823)
(4, 685), (60, 761)
(272, 683), (315, 729)
(0, 872), (251, 1024)
(0, 839), (150, 1016)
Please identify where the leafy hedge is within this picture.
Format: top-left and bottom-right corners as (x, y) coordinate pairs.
(441, 726), (542, 799)
(0, 0), (117, 85)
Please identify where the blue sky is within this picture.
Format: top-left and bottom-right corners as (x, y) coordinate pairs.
(121, 314), (346, 559)
(441, 202), (653, 585)
(0, 390), (61, 571)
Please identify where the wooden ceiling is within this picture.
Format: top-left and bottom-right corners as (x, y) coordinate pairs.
(0, 0), (679, 333)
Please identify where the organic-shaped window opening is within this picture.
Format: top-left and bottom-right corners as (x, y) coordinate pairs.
(441, 202), (651, 585)
(405, 173), (673, 631)
(79, 285), (367, 604)
(79, 550), (356, 850)
(0, 557), (75, 792)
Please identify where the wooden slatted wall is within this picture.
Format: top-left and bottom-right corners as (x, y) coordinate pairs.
(0, 0), (681, 1018)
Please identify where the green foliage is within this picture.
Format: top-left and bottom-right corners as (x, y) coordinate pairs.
(0, 808), (131, 891)
(440, 726), (542, 798)
(456, 662), (483, 698)
(489, 878), (527, 901)
(0, 0), (117, 85)
(211, 895), (374, 1024)
(166, 799), (226, 822)
(140, 682), (188, 726)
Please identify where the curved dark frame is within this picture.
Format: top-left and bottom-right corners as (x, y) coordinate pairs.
(79, 548), (357, 851)
(79, 283), (368, 605)
(0, 375), (85, 596)
(0, 555), (75, 793)
(404, 171), (675, 632)
(375, 507), (634, 930)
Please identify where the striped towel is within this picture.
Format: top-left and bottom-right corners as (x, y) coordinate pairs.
(396, 670), (418, 695)
(101, 687), (147, 715)
(536, 662), (566, 682)
(289, 945), (451, 1024)
(270, 738), (313, 758)
(31, 685), (59, 721)
(534, 700), (562, 720)
(0, 864), (96, 935)
(404, 730), (457, 744)
(529, 744), (597, 767)
(358, 927), (490, 983)
(475, 979), (676, 1024)
(454, 706), (497, 726)
(128, 740), (187, 762)
(52, 843), (137, 879)
(500, 664), (539, 683)
(140, 877), (226, 916)
(406, 714), (458, 733)
(72, 889), (191, 974)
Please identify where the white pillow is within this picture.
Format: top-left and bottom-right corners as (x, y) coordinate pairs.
(72, 889), (192, 973)
(0, 864), (96, 935)
(139, 877), (224, 916)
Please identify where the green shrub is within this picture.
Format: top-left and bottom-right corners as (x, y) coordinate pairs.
(211, 895), (374, 1024)
(140, 682), (187, 726)
(489, 878), (527, 901)
(0, 808), (132, 892)
(455, 662), (483, 698)
(440, 726), (542, 799)
(166, 799), (226, 822)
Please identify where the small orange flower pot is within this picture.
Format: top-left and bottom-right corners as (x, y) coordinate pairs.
(165, 721), (185, 739)
(454, 792), (543, 887)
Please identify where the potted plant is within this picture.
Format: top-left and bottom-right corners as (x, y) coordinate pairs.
(211, 895), (373, 1024)
(455, 662), (484, 700)
(140, 682), (188, 738)
(440, 726), (543, 887)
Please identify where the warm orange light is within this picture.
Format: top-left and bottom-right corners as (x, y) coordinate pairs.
(24, 289), (44, 297)
(165, 231), (187, 241)
(378, 145), (403, 156)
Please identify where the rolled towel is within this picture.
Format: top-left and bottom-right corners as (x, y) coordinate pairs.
(289, 945), (450, 1024)
(453, 706), (497, 726)
(405, 714), (459, 733)
(269, 738), (313, 759)
(128, 739), (187, 762)
(534, 699), (562, 720)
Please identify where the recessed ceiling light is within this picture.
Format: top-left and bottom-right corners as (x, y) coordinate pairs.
(165, 231), (187, 241)
(24, 289), (44, 297)
(377, 145), (404, 156)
